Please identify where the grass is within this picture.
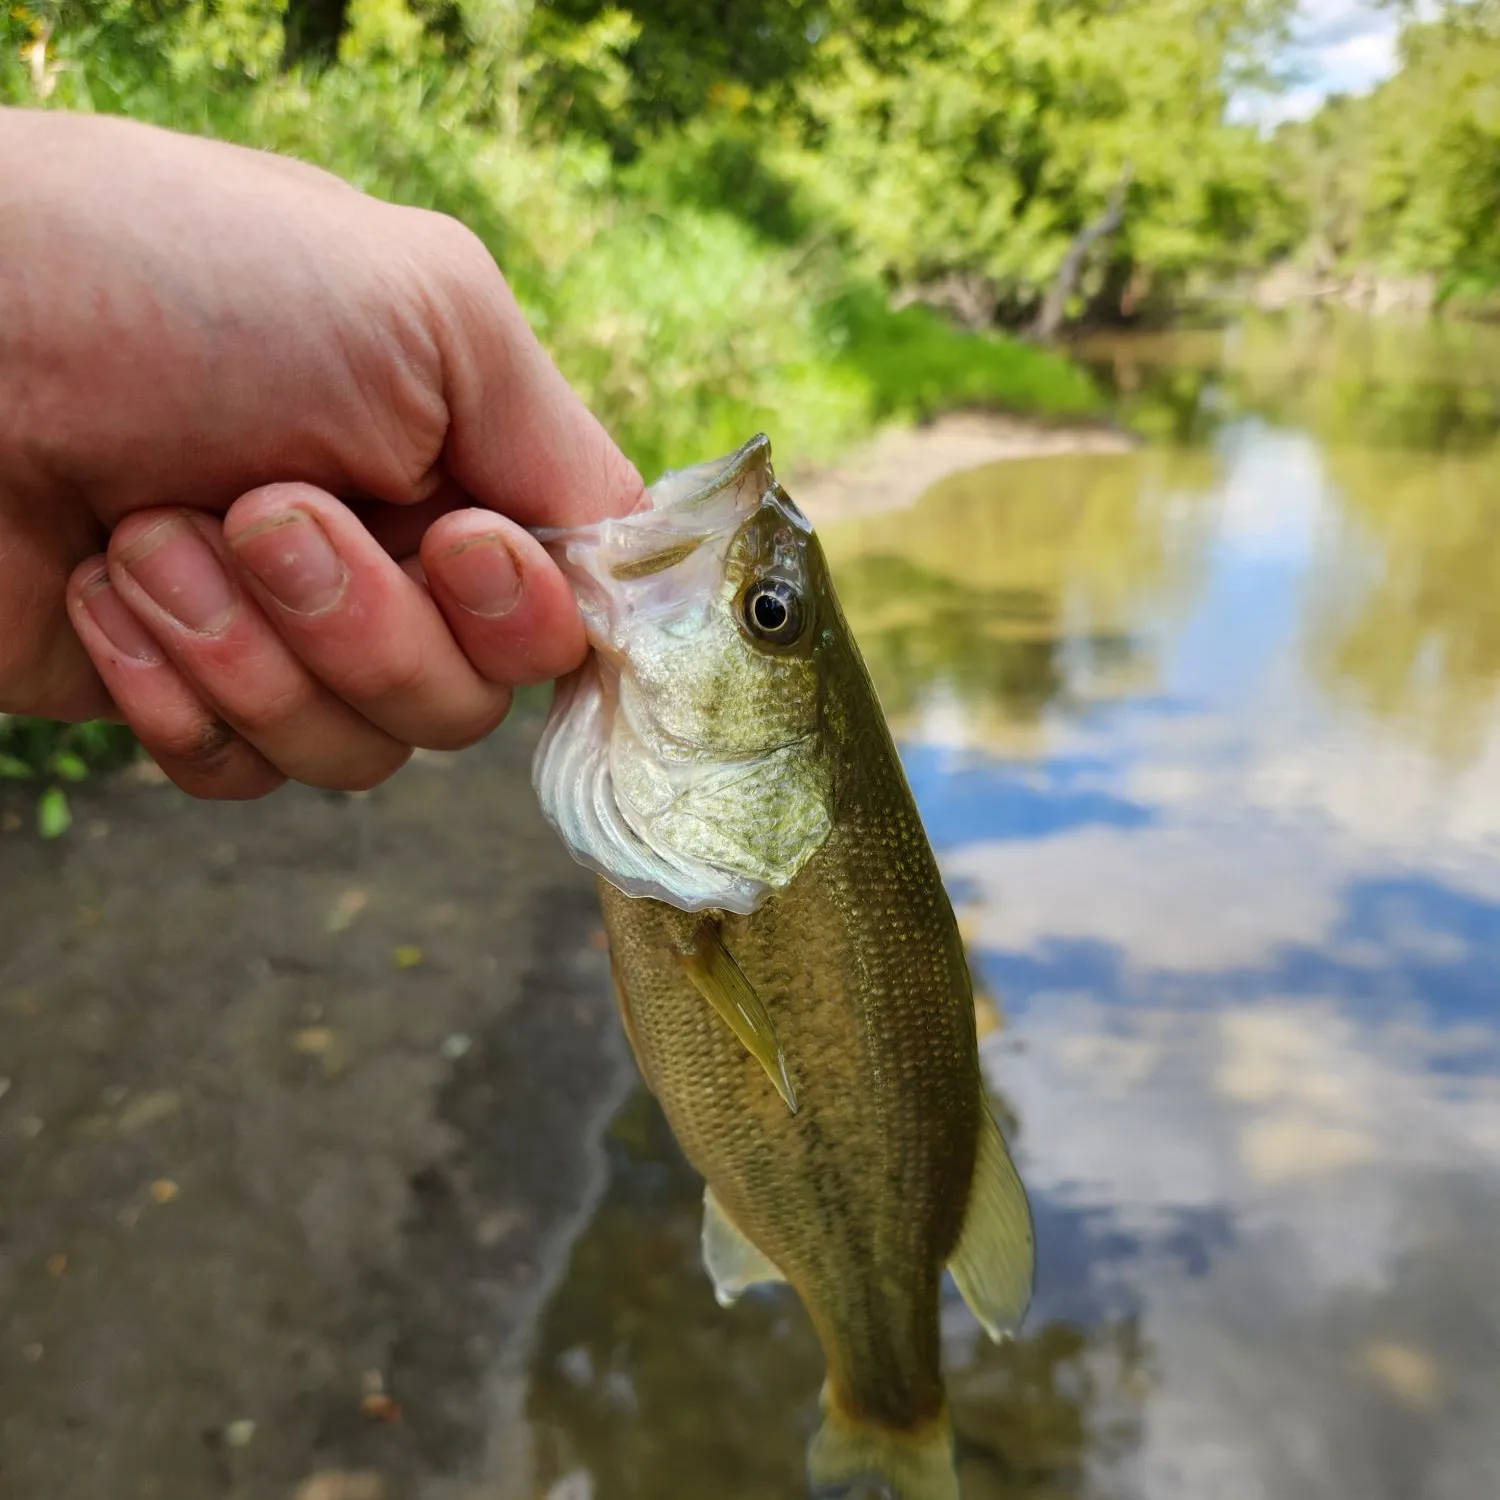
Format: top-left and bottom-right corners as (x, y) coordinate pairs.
(820, 288), (1104, 427)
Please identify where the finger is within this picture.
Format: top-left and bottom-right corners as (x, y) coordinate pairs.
(416, 214), (649, 528)
(66, 560), (287, 800)
(223, 484), (515, 749)
(350, 477), (471, 560)
(420, 508), (590, 686)
(106, 510), (412, 791)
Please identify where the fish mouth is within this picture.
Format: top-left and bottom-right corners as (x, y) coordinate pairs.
(531, 431), (813, 680)
(531, 432), (809, 575)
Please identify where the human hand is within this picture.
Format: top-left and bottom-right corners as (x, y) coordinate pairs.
(0, 107), (643, 798)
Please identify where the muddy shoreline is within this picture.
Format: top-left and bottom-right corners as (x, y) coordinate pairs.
(0, 711), (633, 1500)
(786, 409), (1138, 524)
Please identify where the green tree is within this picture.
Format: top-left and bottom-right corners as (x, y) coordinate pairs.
(1274, 0), (1500, 307)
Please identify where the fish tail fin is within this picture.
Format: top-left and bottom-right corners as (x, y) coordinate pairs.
(807, 1392), (959, 1500)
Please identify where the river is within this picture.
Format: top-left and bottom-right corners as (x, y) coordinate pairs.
(520, 313), (1500, 1500)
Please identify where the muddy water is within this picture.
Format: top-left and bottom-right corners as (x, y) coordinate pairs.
(522, 315), (1500, 1500)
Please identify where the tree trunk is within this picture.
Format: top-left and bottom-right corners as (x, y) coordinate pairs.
(1029, 162), (1134, 342)
(281, 0), (351, 72)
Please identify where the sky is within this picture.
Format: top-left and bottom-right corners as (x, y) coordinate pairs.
(1234, 0), (1408, 126)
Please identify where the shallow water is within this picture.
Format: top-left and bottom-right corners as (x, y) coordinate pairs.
(522, 313), (1500, 1500)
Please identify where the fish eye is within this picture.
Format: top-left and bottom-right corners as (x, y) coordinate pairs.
(742, 579), (804, 645)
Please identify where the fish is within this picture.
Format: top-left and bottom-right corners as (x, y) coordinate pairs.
(532, 434), (1034, 1500)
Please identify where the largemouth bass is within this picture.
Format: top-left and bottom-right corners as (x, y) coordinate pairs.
(532, 435), (1034, 1500)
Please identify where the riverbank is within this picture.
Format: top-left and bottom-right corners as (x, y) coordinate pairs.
(787, 408), (1139, 525)
(0, 711), (635, 1500)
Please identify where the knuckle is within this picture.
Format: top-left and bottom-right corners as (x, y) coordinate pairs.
(421, 210), (495, 275)
(413, 695), (511, 753)
(403, 208), (510, 328)
(149, 717), (243, 780)
(309, 743), (411, 794)
(226, 682), (317, 740)
(340, 645), (429, 706)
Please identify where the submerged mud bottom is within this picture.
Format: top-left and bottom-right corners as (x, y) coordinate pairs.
(0, 715), (634, 1500)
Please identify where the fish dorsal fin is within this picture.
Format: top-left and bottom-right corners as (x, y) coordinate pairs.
(948, 1101), (1035, 1341)
(701, 1187), (786, 1307)
(679, 917), (798, 1113)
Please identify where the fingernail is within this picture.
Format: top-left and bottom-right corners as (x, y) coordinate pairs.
(439, 534), (522, 619)
(81, 573), (165, 663)
(229, 511), (347, 616)
(121, 517), (237, 634)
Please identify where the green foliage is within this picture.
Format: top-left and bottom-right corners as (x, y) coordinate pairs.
(1274, 1), (1500, 308)
(3, 0), (1306, 336)
(623, 114), (814, 245)
(770, 0), (1295, 321)
(821, 289), (1101, 423)
(0, 716), (137, 837)
(36, 785), (73, 839)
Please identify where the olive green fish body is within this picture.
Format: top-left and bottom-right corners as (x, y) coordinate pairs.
(533, 437), (1034, 1500)
(601, 647), (979, 1431)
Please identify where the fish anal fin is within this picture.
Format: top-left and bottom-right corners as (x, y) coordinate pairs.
(948, 1100), (1035, 1342)
(679, 917), (797, 1113)
(808, 1391), (958, 1500)
(701, 1186), (786, 1308)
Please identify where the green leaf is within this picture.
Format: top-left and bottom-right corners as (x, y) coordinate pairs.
(48, 752), (91, 783)
(37, 786), (72, 840)
(0, 754), (34, 780)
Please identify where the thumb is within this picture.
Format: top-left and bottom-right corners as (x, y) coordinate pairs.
(422, 219), (647, 530)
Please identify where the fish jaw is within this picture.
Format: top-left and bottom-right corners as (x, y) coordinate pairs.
(530, 435), (833, 915)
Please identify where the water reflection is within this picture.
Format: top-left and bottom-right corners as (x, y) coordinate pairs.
(522, 317), (1500, 1499)
(1079, 313), (1500, 453)
(821, 451), (1214, 753)
(1313, 446), (1500, 760)
(525, 1089), (1154, 1500)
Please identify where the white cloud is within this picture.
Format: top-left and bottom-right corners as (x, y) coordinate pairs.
(1215, 427), (1327, 562)
(1232, 1), (1404, 126)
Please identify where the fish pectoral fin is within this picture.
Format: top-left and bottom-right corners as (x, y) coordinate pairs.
(948, 1101), (1036, 1342)
(678, 917), (798, 1113)
(701, 1187), (786, 1307)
